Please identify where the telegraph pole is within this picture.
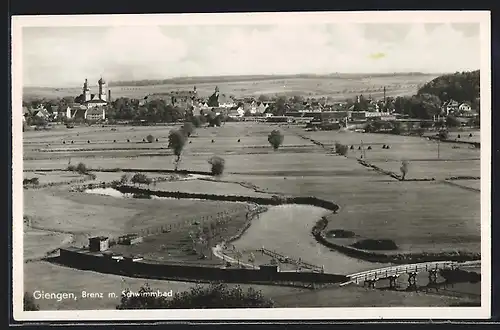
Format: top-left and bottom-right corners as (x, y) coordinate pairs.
(437, 139), (440, 159)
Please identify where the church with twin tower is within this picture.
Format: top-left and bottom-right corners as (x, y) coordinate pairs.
(80, 77), (110, 108)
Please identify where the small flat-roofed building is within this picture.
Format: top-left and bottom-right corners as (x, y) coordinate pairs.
(117, 234), (144, 246)
(89, 236), (110, 252)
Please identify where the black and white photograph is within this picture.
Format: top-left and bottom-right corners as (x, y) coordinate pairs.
(11, 11), (491, 321)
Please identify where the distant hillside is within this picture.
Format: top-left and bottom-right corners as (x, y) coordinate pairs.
(108, 72), (433, 87)
(417, 70), (480, 105)
(23, 73), (438, 101)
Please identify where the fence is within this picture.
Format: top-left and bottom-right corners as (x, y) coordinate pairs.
(134, 206), (251, 238)
(347, 260), (481, 284)
(57, 248), (347, 287)
(259, 248), (323, 273)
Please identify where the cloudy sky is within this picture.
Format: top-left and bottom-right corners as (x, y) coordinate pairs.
(21, 22), (480, 87)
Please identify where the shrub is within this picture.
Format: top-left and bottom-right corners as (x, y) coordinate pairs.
(191, 116), (202, 128)
(351, 239), (398, 251)
(181, 122), (195, 137)
(117, 283), (273, 309)
(326, 229), (356, 238)
(131, 173), (152, 186)
(120, 174), (130, 184)
(23, 177), (40, 186)
(334, 142), (348, 156)
(439, 269), (481, 284)
(390, 124), (402, 135)
(208, 156), (225, 176)
(76, 162), (88, 174)
(438, 130), (449, 140)
(146, 134), (154, 143)
(267, 130), (284, 150)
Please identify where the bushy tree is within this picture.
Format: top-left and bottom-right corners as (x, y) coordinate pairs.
(168, 129), (187, 171)
(400, 160), (409, 180)
(120, 174), (130, 184)
(146, 134), (155, 143)
(76, 162), (88, 174)
(390, 122), (403, 135)
(116, 283), (274, 309)
(191, 115), (202, 128)
(334, 142), (348, 156)
(267, 130), (284, 151)
(208, 156), (225, 176)
(446, 115), (461, 128)
(24, 292), (39, 311)
(131, 173), (151, 186)
(438, 129), (449, 140)
(181, 122), (195, 137)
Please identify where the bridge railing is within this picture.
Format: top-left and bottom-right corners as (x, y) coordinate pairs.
(348, 261), (458, 284)
(260, 248), (323, 273)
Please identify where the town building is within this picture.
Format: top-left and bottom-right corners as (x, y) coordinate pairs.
(22, 106), (29, 122)
(442, 99), (460, 115)
(458, 102), (472, 112)
(89, 236), (110, 252)
(79, 78), (109, 108)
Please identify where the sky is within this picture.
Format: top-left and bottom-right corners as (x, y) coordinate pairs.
(21, 22), (480, 87)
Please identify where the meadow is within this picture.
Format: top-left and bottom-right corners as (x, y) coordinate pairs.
(22, 120), (481, 308)
(23, 73), (437, 101)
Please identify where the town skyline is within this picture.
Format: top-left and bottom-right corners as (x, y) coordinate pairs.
(22, 22), (480, 88)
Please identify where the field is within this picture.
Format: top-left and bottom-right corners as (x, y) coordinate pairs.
(293, 128), (480, 180)
(22, 120), (481, 309)
(23, 73), (437, 101)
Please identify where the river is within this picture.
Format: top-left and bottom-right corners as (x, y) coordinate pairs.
(231, 204), (391, 275)
(84, 188), (391, 275)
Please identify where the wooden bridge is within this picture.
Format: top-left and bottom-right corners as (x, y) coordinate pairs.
(343, 260), (481, 289)
(259, 247), (324, 273)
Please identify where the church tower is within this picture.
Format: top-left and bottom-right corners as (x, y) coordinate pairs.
(83, 79), (91, 102)
(98, 77), (107, 101)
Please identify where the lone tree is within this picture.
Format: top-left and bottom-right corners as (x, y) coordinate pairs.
(117, 283), (274, 309)
(24, 292), (39, 311)
(267, 130), (284, 151)
(181, 122), (195, 137)
(438, 129), (449, 140)
(131, 173), (152, 186)
(120, 173), (130, 184)
(168, 129), (187, 171)
(208, 156), (225, 176)
(400, 160), (409, 180)
(76, 162), (88, 174)
(191, 115), (202, 128)
(146, 134), (155, 143)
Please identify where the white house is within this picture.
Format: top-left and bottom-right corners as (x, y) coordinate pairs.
(65, 104), (105, 121)
(458, 102), (472, 111)
(32, 107), (50, 119)
(443, 100), (460, 115)
(86, 107), (106, 121)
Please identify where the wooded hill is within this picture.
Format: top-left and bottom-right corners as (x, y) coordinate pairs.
(417, 70), (480, 107)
